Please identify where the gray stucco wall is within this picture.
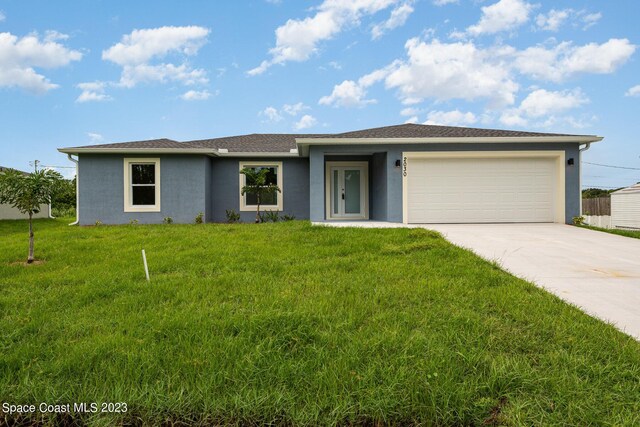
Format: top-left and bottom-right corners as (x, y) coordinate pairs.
(371, 152), (387, 221)
(209, 157), (309, 222)
(78, 154), (209, 225)
(204, 159), (213, 222)
(310, 143), (581, 224)
(77, 142), (581, 225)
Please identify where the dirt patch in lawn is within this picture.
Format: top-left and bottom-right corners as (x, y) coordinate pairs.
(9, 260), (46, 266)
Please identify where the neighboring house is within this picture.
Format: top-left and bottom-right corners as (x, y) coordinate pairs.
(611, 183), (640, 229)
(57, 123), (602, 225)
(0, 166), (52, 220)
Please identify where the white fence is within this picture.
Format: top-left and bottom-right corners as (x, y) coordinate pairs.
(583, 215), (611, 229)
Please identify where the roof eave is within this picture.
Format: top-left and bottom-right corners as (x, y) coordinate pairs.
(58, 147), (218, 155)
(295, 135), (603, 156)
(57, 147), (303, 157)
(215, 151), (300, 158)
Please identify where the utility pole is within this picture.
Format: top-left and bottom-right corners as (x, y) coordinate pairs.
(29, 160), (40, 172)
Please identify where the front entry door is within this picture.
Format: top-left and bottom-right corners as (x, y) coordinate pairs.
(327, 162), (368, 220)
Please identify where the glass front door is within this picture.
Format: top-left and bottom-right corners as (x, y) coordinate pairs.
(328, 163), (368, 220)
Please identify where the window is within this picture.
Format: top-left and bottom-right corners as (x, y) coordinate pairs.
(124, 158), (161, 212)
(239, 161), (283, 211)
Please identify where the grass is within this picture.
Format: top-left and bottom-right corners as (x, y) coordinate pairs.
(579, 224), (640, 239)
(1, 219), (639, 426)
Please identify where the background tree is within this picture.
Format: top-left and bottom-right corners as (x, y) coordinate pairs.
(0, 168), (63, 263)
(51, 176), (76, 217)
(240, 167), (281, 223)
(582, 187), (620, 199)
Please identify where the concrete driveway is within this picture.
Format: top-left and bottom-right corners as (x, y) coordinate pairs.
(424, 224), (640, 340)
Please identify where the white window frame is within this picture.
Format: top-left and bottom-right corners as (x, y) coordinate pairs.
(124, 158), (161, 212)
(239, 161), (283, 211)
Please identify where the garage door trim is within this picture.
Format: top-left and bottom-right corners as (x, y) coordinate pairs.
(401, 150), (565, 224)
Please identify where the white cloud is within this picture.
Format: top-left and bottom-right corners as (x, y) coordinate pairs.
(433, 0), (457, 5)
(319, 79), (378, 107)
(467, 0), (534, 36)
(515, 38), (636, 82)
(321, 38), (519, 109)
(400, 107), (419, 116)
(320, 35), (633, 120)
(283, 102), (310, 116)
(260, 103), (312, 123)
(499, 109), (528, 127)
(625, 85), (640, 97)
(518, 88), (588, 117)
(404, 115), (419, 123)
(0, 11), (5, 22)
(248, 0), (400, 75)
(535, 9), (570, 32)
(259, 106), (283, 122)
(535, 9), (601, 32)
(371, 2), (414, 40)
(43, 30), (69, 43)
(0, 31), (82, 93)
(181, 89), (212, 100)
(383, 38), (519, 108)
(424, 110), (477, 126)
(102, 26), (210, 88)
(76, 81), (112, 102)
(581, 12), (601, 30)
(499, 88), (589, 126)
(118, 63), (208, 88)
(102, 26), (209, 66)
(294, 114), (318, 130)
(87, 132), (104, 143)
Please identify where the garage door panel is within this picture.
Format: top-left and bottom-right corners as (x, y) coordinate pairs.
(406, 157), (557, 223)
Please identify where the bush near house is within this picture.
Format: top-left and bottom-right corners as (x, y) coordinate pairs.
(0, 219), (639, 425)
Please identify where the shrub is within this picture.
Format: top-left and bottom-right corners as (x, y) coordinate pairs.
(163, 217), (174, 225)
(129, 219), (139, 225)
(281, 214), (296, 221)
(94, 220), (103, 226)
(572, 216), (586, 225)
(195, 212), (204, 224)
(52, 206), (75, 218)
(225, 209), (240, 223)
(261, 210), (280, 223)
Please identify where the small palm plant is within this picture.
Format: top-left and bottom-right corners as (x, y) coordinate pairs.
(0, 168), (63, 263)
(240, 167), (281, 223)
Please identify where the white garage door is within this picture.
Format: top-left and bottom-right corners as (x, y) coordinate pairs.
(406, 156), (559, 223)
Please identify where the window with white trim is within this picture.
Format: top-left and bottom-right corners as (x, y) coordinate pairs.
(124, 158), (161, 212)
(239, 161), (283, 211)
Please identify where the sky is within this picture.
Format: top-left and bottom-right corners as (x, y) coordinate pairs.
(0, 0), (638, 188)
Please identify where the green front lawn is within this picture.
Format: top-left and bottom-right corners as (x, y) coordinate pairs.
(580, 224), (640, 239)
(1, 219), (639, 425)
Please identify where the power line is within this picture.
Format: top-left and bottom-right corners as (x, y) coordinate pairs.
(582, 161), (640, 171)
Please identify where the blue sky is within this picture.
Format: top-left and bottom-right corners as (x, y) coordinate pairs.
(0, 0), (638, 187)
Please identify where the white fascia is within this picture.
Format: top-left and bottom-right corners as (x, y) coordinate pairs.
(295, 135), (604, 156)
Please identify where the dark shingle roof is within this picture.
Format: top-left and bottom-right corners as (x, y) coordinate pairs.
(329, 123), (579, 139)
(69, 138), (196, 150)
(186, 134), (328, 152)
(60, 123), (595, 153)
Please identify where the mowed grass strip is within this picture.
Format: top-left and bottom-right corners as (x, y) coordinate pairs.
(0, 219), (639, 426)
(580, 224), (640, 240)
